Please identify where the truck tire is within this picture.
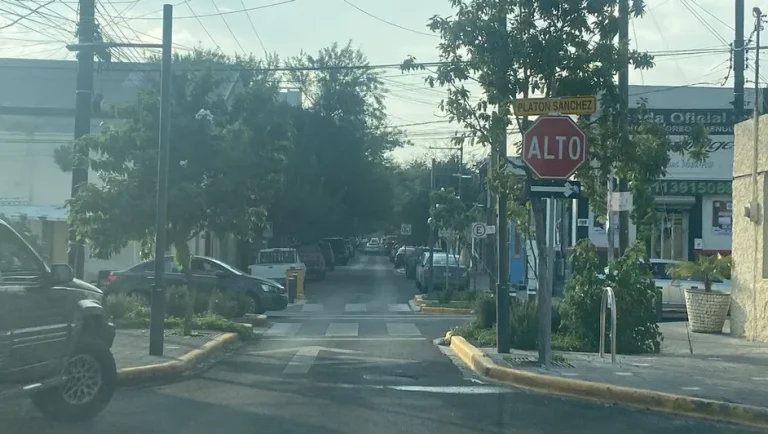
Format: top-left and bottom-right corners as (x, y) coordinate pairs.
(32, 339), (117, 423)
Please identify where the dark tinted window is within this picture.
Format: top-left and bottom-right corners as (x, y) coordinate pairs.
(0, 226), (43, 276)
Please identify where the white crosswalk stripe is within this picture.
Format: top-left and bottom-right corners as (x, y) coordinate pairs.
(302, 303), (324, 312)
(386, 322), (421, 336)
(264, 322), (302, 337)
(388, 303), (411, 312)
(325, 322), (359, 337)
(344, 303), (367, 312)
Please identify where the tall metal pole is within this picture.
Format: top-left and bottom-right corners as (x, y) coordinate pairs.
(427, 158), (436, 293)
(617, 0), (630, 256)
(495, 0), (511, 354)
(69, 0), (96, 279)
(150, 4), (173, 357)
(735, 0), (746, 119)
(751, 8), (763, 196)
(541, 198), (555, 365)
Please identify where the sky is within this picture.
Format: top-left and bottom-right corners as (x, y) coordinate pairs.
(0, 0), (749, 164)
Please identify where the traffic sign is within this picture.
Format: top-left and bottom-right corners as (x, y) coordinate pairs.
(522, 116), (587, 179)
(471, 222), (487, 239)
(400, 223), (412, 235)
(513, 96), (596, 116)
(527, 180), (582, 199)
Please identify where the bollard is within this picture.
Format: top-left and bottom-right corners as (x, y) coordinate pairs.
(296, 268), (305, 300)
(287, 275), (298, 304)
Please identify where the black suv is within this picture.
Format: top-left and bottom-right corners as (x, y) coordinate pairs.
(0, 220), (116, 422)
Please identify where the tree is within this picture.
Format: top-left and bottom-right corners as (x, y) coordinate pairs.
(269, 42), (406, 241)
(56, 51), (292, 331)
(403, 0), (708, 355)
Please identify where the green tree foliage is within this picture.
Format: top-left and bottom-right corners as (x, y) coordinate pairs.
(55, 50), (291, 287)
(269, 42), (406, 241)
(559, 239), (662, 354)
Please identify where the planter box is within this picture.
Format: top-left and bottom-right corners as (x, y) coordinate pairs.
(684, 288), (731, 334)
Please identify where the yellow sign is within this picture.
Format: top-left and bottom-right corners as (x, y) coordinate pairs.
(513, 96), (597, 116)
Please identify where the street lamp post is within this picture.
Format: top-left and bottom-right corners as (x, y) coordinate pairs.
(67, 4), (174, 356)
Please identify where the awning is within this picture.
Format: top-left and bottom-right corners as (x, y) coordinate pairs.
(0, 206), (67, 222)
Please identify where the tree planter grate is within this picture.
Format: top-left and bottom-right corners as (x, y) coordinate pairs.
(505, 356), (574, 369)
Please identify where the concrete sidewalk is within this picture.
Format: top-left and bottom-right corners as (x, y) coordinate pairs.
(112, 329), (235, 381)
(482, 320), (768, 409)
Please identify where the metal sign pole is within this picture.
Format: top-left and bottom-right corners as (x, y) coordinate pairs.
(540, 198), (555, 366)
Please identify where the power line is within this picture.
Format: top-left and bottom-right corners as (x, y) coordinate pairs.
(0, 0), (54, 30)
(130, 0), (295, 20)
(211, 0), (247, 55)
(687, 0), (734, 31)
(185, 0), (221, 52)
(241, 0), (268, 57)
(341, 0), (437, 38)
(679, 0), (729, 46)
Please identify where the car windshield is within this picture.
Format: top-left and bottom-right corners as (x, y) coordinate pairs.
(203, 257), (243, 275)
(432, 254), (461, 266)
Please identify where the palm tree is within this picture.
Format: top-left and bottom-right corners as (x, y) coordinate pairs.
(667, 254), (731, 292)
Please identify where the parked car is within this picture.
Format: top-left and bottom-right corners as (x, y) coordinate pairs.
(249, 248), (306, 285)
(0, 219), (117, 422)
(648, 259), (731, 318)
(345, 239), (355, 259)
(405, 246), (442, 279)
(318, 241), (335, 271)
(364, 238), (381, 254)
(394, 245), (419, 269)
(415, 252), (468, 292)
(323, 237), (350, 265)
(105, 255), (288, 313)
(290, 243), (327, 280)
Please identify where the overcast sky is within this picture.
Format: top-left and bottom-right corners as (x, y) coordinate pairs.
(0, 0), (748, 163)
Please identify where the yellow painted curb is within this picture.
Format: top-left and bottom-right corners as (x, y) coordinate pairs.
(421, 306), (473, 314)
(449, 336), (768, 429)
(117, 332), (239, 384)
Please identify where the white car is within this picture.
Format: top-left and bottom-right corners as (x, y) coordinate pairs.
(364, 239), (381, 254)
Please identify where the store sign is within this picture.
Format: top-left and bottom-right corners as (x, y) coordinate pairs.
(0, 197), (28, 206)
(712, 200), (732, 236)
(652, 180), (732, 196)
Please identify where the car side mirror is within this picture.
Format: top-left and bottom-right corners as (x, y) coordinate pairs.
(50, 264), (74, 285)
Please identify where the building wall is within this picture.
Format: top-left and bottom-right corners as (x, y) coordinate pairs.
(731, 115), (768, 342)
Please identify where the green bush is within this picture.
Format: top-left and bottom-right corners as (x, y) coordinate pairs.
(559, 239), (662, 354)
(439, 288), (455, 304)
(103, 293), (143, 321)
(509, 299), (538, 350)
(166, 285), (191, 318)
(208, 290), (240, 319)
(474, 292), (496, 329)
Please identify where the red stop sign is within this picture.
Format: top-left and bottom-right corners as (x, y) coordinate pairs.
(522, 116), (587, 179)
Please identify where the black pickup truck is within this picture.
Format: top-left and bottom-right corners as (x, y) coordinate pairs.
(0, 219), (116, 423)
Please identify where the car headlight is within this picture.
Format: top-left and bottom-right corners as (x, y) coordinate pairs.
(261, 283), (276, 292)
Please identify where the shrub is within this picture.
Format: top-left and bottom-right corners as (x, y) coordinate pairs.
(559, 239), (662, 354)
(508, 299), (538, 350)
(439, 288), (455, 304)
(103, 293), (143, 321)
(208, 290), (240, 319)
(166, 285), (191, 318)
(474, 292), (496, 328)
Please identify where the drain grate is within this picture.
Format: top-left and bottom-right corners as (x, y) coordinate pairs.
(505, 356), (575, 369)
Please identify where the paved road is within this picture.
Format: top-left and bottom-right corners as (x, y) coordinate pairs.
(1, 254), (761, 433)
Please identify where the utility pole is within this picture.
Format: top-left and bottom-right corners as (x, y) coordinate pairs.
(495, 0), (511, 354)
(735, 0), (746, 119)
(68, 4), (174, 356)
(69, 0), (96, 280)
(428, 158), (436, 293)
(751, 7), (764, 204)
(617, 0), (630, 256)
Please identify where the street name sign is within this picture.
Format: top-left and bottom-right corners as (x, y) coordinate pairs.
(527, 180), (582, 199)
(514, 96), (597, 116)
(522, 115), (587, 179)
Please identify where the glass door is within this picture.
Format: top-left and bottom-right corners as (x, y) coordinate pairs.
(651, 209), (689, 261)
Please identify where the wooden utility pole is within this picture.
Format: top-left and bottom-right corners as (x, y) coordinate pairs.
(617, 0), (630, 255)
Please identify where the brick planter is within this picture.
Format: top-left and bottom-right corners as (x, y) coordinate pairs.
(684, 288), (731, 334)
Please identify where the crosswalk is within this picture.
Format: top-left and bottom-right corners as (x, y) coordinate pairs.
(292, 303), (413, 313)
(259, 320), (430, 340)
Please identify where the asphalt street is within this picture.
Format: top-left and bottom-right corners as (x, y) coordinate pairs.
(1, 253), (762, 433)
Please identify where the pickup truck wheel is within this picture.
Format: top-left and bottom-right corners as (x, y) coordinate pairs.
(32, 339), (117, 423)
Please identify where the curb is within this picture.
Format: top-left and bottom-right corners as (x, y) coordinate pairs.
(243, 314), (268, 327)
(408, 299), (421, 312)
(117, 332), (239, 385)
(448, 335), (768, 429)
(421, 306), (474, 314)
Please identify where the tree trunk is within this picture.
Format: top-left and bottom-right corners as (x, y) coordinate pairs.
(174, 236), (195, 336)
(531, 197), (550, 356)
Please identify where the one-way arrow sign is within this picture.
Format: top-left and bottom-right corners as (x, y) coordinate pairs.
(527, 180), (582, 199)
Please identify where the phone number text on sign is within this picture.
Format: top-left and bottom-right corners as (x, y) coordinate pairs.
(652, 180), (731, 196)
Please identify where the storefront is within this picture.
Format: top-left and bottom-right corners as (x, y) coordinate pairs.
(574, 85), (752, 261)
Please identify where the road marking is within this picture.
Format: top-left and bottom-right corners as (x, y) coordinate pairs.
(345, 303), (367, 312)
(751, 377), (768, 381)
(615, 372), (633, 376)
(386, 322), (421, 336)
(302, 303), (323, 312)
(388, 304), (412, 312)
(282, 347), (321, 374)
(332, 384), (511, 394)
(264, 322), (302, 337)
(681, 387), (702, 391)
(326, 322), (359, 337)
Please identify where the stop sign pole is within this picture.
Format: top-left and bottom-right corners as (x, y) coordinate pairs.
(522, 115), (588, 366)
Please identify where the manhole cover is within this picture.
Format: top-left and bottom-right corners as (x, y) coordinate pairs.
(506, 356), (574, 369)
